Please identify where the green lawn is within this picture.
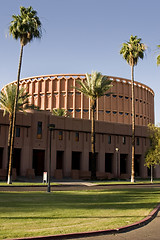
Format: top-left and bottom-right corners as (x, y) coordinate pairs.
(0, 188), (160, 239)
(0, 182), (59, 186)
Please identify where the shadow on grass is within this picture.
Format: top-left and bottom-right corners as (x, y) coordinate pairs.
(0, 188), (159, 214)
(0, 215), (145, 220)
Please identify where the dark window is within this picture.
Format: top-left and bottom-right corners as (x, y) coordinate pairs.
(108, 135), (111, 144)
(75, 132), (79, 142)
(59, 131), (63, 140)
(137, 137), (140, 146)
(122, 136), (126, 144)
(37, 121), (42, 139)
(16, 127), (20, 137)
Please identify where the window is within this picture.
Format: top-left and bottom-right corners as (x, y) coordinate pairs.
(59, 131), (63, 140)
(122, 136), (126, 144)
(108, 135), (111, 144)
(37, 121), (42, 139)
(137, 137), (140, 146)
(75, 132), (79, 142)
(16, 127), (20, 137)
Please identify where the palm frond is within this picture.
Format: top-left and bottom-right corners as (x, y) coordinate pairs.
(120, 35), (146, 66)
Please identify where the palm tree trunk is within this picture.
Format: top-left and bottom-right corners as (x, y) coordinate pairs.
(7, 116), (13, 181)
(91, 99), (96, 180)
(151, 165), (153, 183)
(131, 64), (135, 183)
(7, 45), (24, 184)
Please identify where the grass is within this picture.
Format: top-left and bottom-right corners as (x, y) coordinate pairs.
(0, 188), (160, 239)
(0, 182), (59, 186)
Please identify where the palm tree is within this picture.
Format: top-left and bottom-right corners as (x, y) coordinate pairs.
(75, 71), (112, 180)
(52, 108), (68, 117)
(8, 6), (42, 184)
(0, 84), (30, 180)
(120, 35), (146, 183)
(157, 45), (160, 65)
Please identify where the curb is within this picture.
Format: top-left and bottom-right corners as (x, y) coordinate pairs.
(7, 204), (160, 240)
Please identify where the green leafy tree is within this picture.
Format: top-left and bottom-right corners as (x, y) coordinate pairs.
(145, 124), (160, 182)
(0, 84), (30, 179)
(8, 6), (42, 184)
(75, 71), (112, 180)
(52, 108), (68, 117)
(120, 35), (146, 183)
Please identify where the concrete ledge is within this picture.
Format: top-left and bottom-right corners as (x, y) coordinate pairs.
(6, 204), (160, 240)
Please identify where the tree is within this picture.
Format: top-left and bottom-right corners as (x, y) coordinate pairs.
(8, 6), (42, 184)
(0, 84), (30, 179)
(145, 124), (160, 183)
(75, 71), (112, 180)
(120, 35), (146, 183)
(52, 108), (68, 117)
(157, 45), (160, 65)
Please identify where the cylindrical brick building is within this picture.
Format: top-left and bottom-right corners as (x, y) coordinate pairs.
(16, 74), (154, 125)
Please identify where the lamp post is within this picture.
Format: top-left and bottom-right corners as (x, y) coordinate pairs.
(47, 124), (55, 193)
(115, 148), (119, 178)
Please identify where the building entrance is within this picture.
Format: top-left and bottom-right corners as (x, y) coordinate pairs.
(13, 148), (21, 176)
(33, 150), (45, 176)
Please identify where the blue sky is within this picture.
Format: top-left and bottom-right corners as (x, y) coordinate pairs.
(0, 0), (160, 123)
